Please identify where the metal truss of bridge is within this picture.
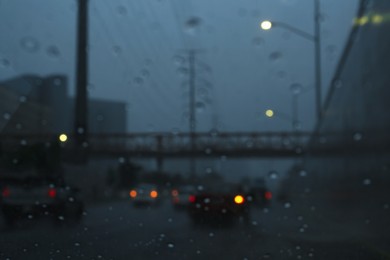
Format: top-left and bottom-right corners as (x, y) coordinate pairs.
(0, 132), (310, 159)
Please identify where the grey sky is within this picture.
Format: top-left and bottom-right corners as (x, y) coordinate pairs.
(0, 0), (359, 133)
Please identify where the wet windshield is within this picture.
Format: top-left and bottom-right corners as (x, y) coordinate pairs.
(0, 0), (389, 259)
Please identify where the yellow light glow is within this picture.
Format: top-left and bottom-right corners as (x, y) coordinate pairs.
(372, 15), (384, 24)
(59, 134), (68, 142)
(150, 190), (158, 198)
(234, 195), (245, 204)
(130, 190), (137, 198)
(260, 20), (273, 30)
(265, 109), (274, 118)
(354, 16), (369, 26)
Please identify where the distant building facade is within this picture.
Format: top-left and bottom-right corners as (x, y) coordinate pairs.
(0, 74), (126, 134)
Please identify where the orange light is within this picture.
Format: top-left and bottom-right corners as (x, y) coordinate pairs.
(150, 190), (158, 198)
(234, 195), (245, 204)
(130, 190), (137, 198)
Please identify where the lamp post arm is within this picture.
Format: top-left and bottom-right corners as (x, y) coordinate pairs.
(273, 21), (316, 42)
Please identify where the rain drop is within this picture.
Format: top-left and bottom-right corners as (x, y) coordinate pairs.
(284, 202), (292, 208)
(167, 243), (174, 248)
(252, 37), (264, 47)
(196, 102), (206, 112)
(113, 45), (122, 55)
(290, 83), (302, 94)
(0, 58), (10, 68)
(363, 179), (371, 185)
(353, 133), (363, 141)
(3, 113), (11, 120)
(268, 171), (279, 179)
(47, 45), (60, 58)
(269, 51), (282, 61)
(20, 37), (40, 53)
(117, 5), (127, 16)
(133, 77), (144, 86)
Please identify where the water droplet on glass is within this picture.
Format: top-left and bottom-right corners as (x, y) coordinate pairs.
(284, 202), (292, 208)
(117, 5), (127, 16)
(47, 45), (60, 58)
(0, 58), (10, 68)
(353, 133), (363, 141)
(205, 167), (213, 174)
(204, 198), (211, 204)
(20, 37), (40, 53)
(141, 69), (150, 78)
(113, 45), (122, 55)
(177, 67), (189, 76)
(196, 102), (206, 112)
(252, 37), (264, 47)
(269, 51), (282, 61)
(77, 127), (84, 134)
(268, 171), (278, 179)
(290, 83), (302, 94)
(58, 215), (65, 221)
(74, 243), (80, 247)
(209, 232), (214, 237)
(3, 113), (11, 120)
(185, 17), (202, 34)
(167, 243), (174, 248)
(277, 70), (286, 79)
(333, 79), (343, 89)
(197, 185), (204, 191)
(363, 179), (371, 185)
(134, 77), (144, 86)
(299, 170), (307, 177)
(173, 55), (185, 66)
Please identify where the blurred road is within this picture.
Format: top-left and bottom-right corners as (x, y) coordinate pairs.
(0, 198), (388, 260)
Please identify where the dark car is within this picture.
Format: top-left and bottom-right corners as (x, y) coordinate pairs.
(187, 184), (251, 226)
(0, 177), (84, 227)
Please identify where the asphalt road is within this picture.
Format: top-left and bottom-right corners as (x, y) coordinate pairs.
(0, 198), (388, 260)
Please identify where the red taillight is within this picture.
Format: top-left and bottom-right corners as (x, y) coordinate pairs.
(48, 188), (57, 198)
(265, 191), (272, 200)
(2, 187), (10, 197)
(189, 195), (196, 203)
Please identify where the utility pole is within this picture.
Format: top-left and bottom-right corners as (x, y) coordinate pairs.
(188, 50), (196, 177)
(74, 0), (89, 161)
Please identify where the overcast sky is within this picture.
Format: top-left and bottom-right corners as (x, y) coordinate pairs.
(0, 0), (359, 133)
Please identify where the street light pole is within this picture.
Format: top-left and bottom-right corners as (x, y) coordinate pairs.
(314, 0), (322, 122)
(260, 0), (323, 123)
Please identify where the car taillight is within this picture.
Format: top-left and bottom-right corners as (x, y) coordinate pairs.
(2, 187), (10, 197)
(171, 189), (179, 197)
(150, 190), (158, 198)
(189, 195), (196, 203)
(130, 190), (137, 198)
(48, 188), (57, 198)
(265, 191), (272, 200)
(234, 195), (245, 204)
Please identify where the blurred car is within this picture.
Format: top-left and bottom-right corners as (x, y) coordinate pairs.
(0, 177), (84, 227)
(171, 185), (196, 210)
(129, 183), (161, 207)
(187, 184), (251, 226)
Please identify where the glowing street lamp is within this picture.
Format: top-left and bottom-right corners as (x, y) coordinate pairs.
(260, 20), (273, 30)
